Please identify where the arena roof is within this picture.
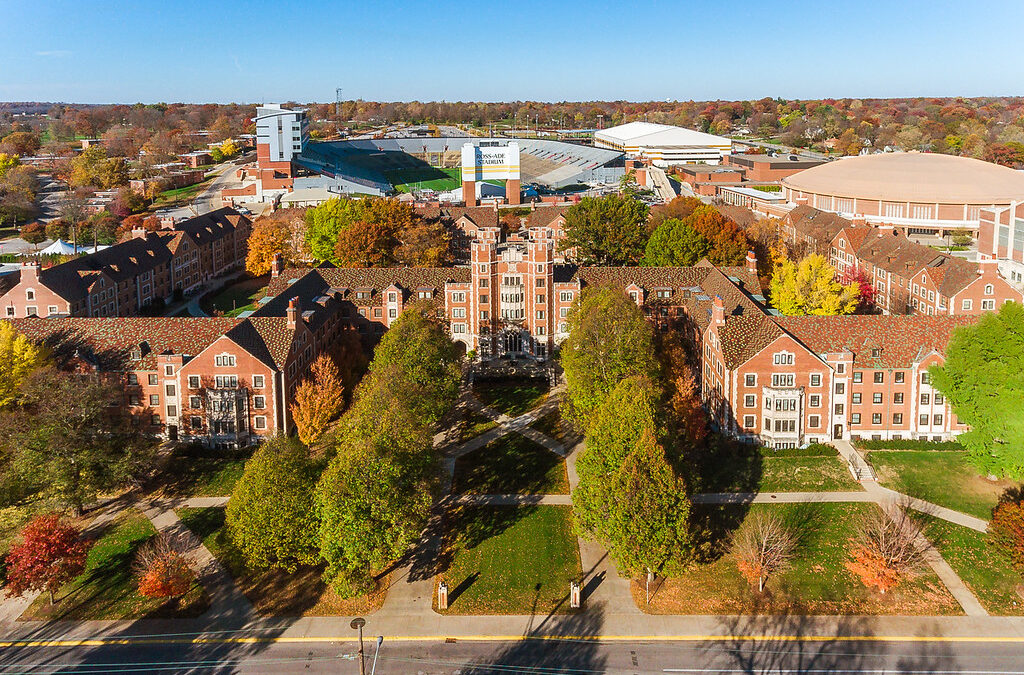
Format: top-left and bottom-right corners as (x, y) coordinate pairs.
(782, 152), (1024, 204)
(595, 121), (730, 148)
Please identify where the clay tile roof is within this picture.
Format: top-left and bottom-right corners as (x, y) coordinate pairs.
(787, 205), (852, 242)
(715, 205), (757, 229)
(526, 205), (570, 229)
(719, 314), (786, 369)
(6, 316), (244, 370)
(37, 233), (177, 300)
(773, 314), (977, 368)
(172, 207), (250, 245)
(232, 316), (293, 369)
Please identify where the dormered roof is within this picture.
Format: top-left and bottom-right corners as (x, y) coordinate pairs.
(419, 205), (499, 229)
(7, 316), (244, 370)
(173, 207), (250, 246)
(787, 205), (853, 245)
(841, 227), (982, 295)
(232, 316), (294, 369)
(774, 314), (977, 368)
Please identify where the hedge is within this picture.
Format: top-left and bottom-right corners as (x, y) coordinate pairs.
(759, 442), (837, 457)
(854, 439), (965, 452)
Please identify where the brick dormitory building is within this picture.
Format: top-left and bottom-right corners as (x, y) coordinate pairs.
(3, 202), (1017, 449)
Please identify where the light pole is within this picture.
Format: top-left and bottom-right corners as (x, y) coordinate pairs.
(350, 617), (366, 675)
(370, 635), (384, 675)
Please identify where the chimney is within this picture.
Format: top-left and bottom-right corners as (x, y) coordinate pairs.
(271, 252), (284, 278)
(286, 296), (300, 329)
(978, 257), (998, 276)
(20, 261), (40, 283)
(745, 250), (758, 275)
(712, 295), (726, 326)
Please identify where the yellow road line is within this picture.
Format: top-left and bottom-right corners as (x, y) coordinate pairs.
(4, 633), (1024, 648)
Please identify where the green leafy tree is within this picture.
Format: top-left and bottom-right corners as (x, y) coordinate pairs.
(560, 286), (657, 430)
(1, 368), (153, 513)
(315, 435), (434, 597)
(931, 302), (1024, 479)
(369, 305), (462, 425)
(226, 436), (322, 572)
(559, 194), (650, 265)
(643, 217), (712, 266)
(304, 198), (360, 262)
(770, 254), (860, 316)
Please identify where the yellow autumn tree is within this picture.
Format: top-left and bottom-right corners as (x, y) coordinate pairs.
(290, 354), (346, 447)
(769, 253), (860, 316)
(245, 217), (293, 276)
(0, 322), (51, 408)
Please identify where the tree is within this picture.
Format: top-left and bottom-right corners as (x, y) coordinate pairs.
(4, 513), (91, 604)
(649, 196), (703, 231)
(989, 491), (1024, 574)
(305, 198), (358, 262)
(658, 332), (708, 447)
(0, 152), (20, 179)
(2, 368), (153, 514)
(560, 286), (658, 430)
(291, 354), (346, 447)
(334, 218), (399, 267)
(315, 434), (434, 597)
(134, 535), (196, 599)
(931, 303), (1024, 479)
(845, 505), (929, 594)
(246, 216), (295, 276)
(732, 511), (797, 592)
(0, 322), (50, 409)
(642, 217), (712, 266)
(396, 218), (452, 267)
(770, 254), (860, 316)
(685, 205), (750, 266)
(19, 222), (46, 249)
(368, 306), (462, 426)
(226, 436), (322, 572)
(559, 194), (650, 265)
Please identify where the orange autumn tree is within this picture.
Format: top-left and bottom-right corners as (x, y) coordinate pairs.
(246, 217), (293, 276)
(845, 505), (928, 594)
(133, 536), (195, 599)
(291, 354), (346, 447)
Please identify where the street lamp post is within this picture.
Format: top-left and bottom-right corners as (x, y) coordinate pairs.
(370, 635), (384, 675)
(350, 617), (366, 675)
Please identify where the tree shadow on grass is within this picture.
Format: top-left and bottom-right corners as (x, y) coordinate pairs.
(452, 434), (567, 495)
(680, 433), (765, 494)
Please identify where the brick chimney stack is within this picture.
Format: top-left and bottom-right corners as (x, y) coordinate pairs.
(712, 295), (726, 326)
(286, 296), (300, 329)
(745, 250), (758, 275)
(271, 252), (284, 278)
(978, 257), (998, 276)
(20, 260), (40, 283)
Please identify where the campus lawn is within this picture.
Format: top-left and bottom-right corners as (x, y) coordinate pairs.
(641, 502), (960, 615)
(472, 377), (548, 417)
(457, 409), (499, 443)
(152, 180), (211, 207)
(200, 275), (270, 317)
(453, 433), (569, 495)
(688, 440), (862, 493)
(530, 411), (582, 448)
(920, 516), (1024, 616)
(436, 505), (581, 615)
(158, 445), (252, 498)
(20, 510), (208, 621)
(868, 450), (1018, 520)
(177, 507), (387, 616)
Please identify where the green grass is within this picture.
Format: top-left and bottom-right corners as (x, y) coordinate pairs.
(159, 445), (252, 498)
(21, 511), (207, 620)
(200, 276), (269, 317)
(472, 378), (548, 417)
(530, 411), (582, 448)
(152, 179), (210, 206)
(687, 439), (861, 493)
(386, 166), (461, 193)
(920, 516), (1024, 615)
(458, 409), (499, 443)
(868, 451), (1019, 520)
(437, 505), (581, 614)
(453, 433), (569, 495)
(177, 508), (387, 616)
(647, 503), (960, 615)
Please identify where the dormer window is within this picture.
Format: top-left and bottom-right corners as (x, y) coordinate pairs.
(871, 348), (881, 358)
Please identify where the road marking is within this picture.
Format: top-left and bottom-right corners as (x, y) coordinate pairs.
(4, 633), (1024, 649)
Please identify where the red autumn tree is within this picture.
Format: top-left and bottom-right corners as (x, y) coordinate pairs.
(4, 514), (91, 605)
(133, 536), (196, 599)
(840, 266), (876, 311)
(845, 506), (928, 594)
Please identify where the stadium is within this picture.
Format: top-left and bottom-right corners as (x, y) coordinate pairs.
(781, 152), (1024, 236)
(292, 137), (625, 198)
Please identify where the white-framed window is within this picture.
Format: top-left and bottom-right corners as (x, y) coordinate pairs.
(558, 322), (568, 333)
(536, 310), (545, 319)
(215, 375), (238, 389)
(452, 323), (466, 334)
(559, 291), (573, 302)
(962, 299), (972, 311)
(743, 415), (755, 429)
(388, 292), (397, 302)
(252, 375), (264, 389)
(744, 374), (756, 387)
(536, 326), (546, 335)
(254, 416), (267, 430)
(985, 284), (994, 295)
(744, 394), (756, 408)
(190, 416), (202, 429)
(810, 373), (821, 387)
(982, 299), (995, 310)
(771, 373), (795, 388)
(47, 305), (58, 314)
(164, 365), (174, 376)
(215, 354), (236, 367)
(25, 289), (35, 301)
(188, 375), (201, 389)
(773, 352), (794, 365)
(809, 394), (820, 408)
(253, 396), (265, 409)
(189, 396), (202, 409)
(451, 291), (466, 302)
(453, 308), (466, 319)
(809, 415), (820, 428)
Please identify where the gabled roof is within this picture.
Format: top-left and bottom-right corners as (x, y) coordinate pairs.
(526, 205), (570, 229)
(7, 316), (244, 370)
(787, 205), (853, 244)
(773, 314), (976, 368)
(172, 207), (250, 246)
(718, 314), (786, 369)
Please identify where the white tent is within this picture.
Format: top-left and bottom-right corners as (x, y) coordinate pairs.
(38, 239), (110, 255)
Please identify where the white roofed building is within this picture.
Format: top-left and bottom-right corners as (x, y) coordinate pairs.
(594, 121), (732, 166)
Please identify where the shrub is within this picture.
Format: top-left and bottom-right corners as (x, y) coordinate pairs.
(4, 514), (91, 604)
(133, 536), (195, 599)
(854, 438), (965, 452)
(759, 443), (837, 458)
(845, 506), (928, 593)
(989, 495), (1024, 574)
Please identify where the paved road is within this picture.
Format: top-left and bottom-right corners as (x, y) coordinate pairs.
(5, 635), (1024, 673)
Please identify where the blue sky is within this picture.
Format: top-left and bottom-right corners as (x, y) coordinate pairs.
(2, 0), (1022, 104)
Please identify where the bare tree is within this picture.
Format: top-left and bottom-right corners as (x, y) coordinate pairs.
(846, 501), (930, 593)
(732, 511), (798, 593)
